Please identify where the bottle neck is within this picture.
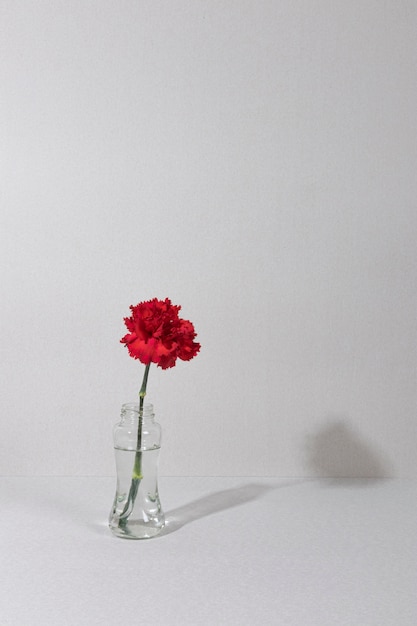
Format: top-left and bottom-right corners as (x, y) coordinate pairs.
(121, 402), (155, 423)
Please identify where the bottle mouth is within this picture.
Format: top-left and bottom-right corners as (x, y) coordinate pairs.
(122, 402), (154, 416)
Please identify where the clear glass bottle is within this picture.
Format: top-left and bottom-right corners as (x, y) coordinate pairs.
(109, 403), (165, 539)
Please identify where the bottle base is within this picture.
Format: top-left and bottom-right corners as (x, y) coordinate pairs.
(109, 516), (165, 540)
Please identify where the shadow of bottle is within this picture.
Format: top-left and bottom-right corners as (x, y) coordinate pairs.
(160, 479), (305, 536)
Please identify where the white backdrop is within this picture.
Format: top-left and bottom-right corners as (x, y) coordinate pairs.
(1, 0), (416, 477)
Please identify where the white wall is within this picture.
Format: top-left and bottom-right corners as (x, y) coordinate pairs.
(1, 0), (416, 477)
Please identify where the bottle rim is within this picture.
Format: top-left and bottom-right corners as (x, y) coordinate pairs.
(121, 402), (154, 416)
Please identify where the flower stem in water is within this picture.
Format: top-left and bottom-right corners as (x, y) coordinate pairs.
(118, 363), (151, 527)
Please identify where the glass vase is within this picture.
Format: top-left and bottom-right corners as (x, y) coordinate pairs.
(109, 402), (165, 539)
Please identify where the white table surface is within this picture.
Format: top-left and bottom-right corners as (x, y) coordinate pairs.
(0, 476), (415, 626)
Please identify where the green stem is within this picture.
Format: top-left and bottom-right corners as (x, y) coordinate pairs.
(139, 363), (151, 415)
(133, 363), (151, 478)
(118, 363), (151, 527)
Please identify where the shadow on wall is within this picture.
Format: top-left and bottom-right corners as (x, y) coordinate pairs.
(305, 417), (394, 484)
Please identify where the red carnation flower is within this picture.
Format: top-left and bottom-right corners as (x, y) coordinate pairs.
(120, 298), (200, 370)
